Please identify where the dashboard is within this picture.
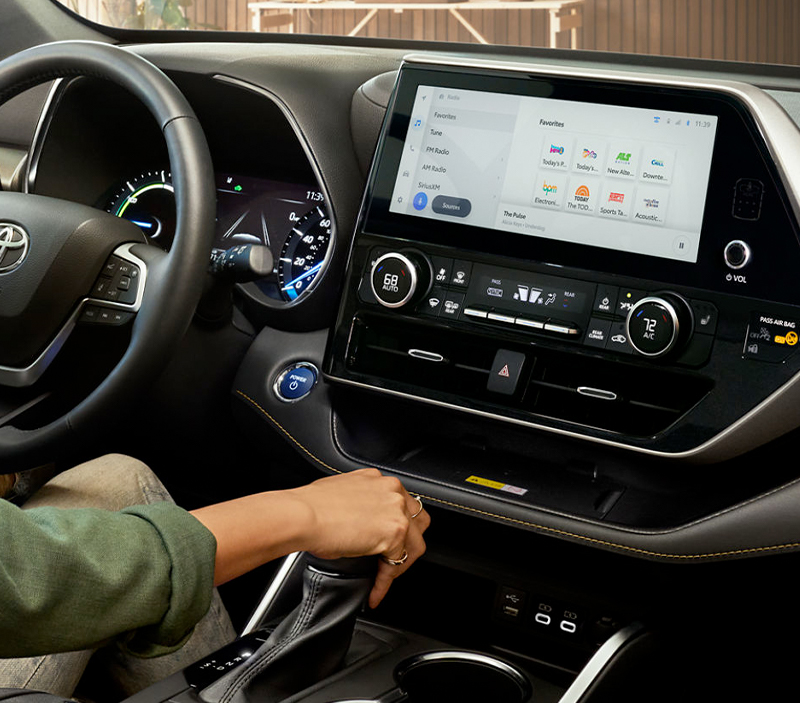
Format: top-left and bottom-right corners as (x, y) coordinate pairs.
(23, 43), (800, 562)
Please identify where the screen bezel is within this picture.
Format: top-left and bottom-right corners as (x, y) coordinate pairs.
(361, 64), (794, 292)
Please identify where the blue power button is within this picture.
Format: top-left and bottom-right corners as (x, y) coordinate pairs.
(275, 363), (318, 402)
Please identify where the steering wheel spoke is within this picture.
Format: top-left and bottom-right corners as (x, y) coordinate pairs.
(0, 41), (215, 470)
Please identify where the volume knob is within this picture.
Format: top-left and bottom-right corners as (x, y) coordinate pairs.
(370, 252), (422, 308)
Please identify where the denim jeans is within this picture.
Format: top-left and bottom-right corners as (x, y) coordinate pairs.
(0, 455), (236, 699)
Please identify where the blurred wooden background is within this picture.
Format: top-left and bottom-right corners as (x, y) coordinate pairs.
(59, 0), (800, 65)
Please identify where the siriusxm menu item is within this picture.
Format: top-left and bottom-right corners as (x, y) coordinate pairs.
(390, 85), (718, 263)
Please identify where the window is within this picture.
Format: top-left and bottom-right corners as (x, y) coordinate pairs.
(56, 0), (800, 65)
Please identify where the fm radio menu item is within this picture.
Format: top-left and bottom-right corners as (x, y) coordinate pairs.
(390, 85), (718, 264)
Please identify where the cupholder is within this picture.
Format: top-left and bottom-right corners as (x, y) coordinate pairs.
(394, 651), (532, 703)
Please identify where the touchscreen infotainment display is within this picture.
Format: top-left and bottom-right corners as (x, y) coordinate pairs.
(389, 85), (718, 264)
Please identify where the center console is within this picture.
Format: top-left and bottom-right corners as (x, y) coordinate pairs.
(325, 55), (800, 458)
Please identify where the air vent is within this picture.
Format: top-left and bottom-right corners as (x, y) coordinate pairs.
(523, 352), (711, 436)
(345, 314), (711, 437)
(346, 315), (495, 399)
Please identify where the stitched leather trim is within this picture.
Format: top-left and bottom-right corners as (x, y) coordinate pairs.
(234, 390), (800, 561)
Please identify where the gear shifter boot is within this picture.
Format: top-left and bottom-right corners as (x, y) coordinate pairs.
(199, 555), (376, 703)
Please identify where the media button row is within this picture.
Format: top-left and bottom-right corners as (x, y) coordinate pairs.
(463, 305), (580, 337)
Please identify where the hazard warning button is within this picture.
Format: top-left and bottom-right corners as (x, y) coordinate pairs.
(487, 349), (526, 396)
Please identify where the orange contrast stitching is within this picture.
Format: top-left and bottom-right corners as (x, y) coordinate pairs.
(234, 390), (800, 561)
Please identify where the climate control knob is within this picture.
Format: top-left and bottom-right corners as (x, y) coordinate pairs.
(626, 295), (691, 358)
(370, 252), (428, 308)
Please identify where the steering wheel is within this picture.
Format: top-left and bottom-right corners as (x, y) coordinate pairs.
(0, 41), (215, 471)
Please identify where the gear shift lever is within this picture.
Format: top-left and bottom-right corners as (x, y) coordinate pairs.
(199, 554), (377, 703)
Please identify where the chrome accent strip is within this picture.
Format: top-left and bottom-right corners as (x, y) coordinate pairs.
(515, 317), (545, 329)
(0, 243), (146, 388)
(577, 387), (618, 401)
(242, 551), (303, 635)
(395, 650), (529, 689)
(0, 392), (50, 429)
(408, 349), (445, 362)
(487, 312), (516, 324)
(545, 323), (579, 335)
(326, 373), (736, 460)
(25, 79), (66, 194)
(559, 622), (645, 703)
(212, 75), (336, 307)
(464, 307), (488, 319)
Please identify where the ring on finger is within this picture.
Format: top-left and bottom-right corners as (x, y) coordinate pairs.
(410, 495), (424, 519)
(381, 549), (409, 566)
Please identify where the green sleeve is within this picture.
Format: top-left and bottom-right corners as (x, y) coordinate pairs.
(0, 498), (217, 658)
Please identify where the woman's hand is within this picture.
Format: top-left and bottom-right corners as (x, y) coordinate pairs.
(292, 469), (430, 607)
(191, 468), (429, 607)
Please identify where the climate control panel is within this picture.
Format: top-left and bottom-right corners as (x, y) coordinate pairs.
(360, 247), (716, 367)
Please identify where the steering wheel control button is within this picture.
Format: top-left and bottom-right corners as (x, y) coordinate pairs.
(92, 278), (112, 297)
(371, 252), (419, 308)
(91, 256), (141, 306)
(275, 363), (318, 402)
(79, 306), (101, 323)
(79, 306), (133, 326)
(487, 349), (526, 396)
(733, 178), (764, 220)
(626, 296), (681, 357)
(724, 240), (752, 269)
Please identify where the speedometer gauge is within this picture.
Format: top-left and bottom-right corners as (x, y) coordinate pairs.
(278, 206), (332, 301)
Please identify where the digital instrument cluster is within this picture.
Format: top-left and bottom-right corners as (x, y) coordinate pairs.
(106, 171), (331, 303)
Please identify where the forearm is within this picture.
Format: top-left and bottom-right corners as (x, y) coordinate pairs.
(189, 469), (431, 606)
(190, 488), (315, 586)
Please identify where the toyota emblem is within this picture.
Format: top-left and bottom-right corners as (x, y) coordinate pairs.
(0, 223), (29, 273)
